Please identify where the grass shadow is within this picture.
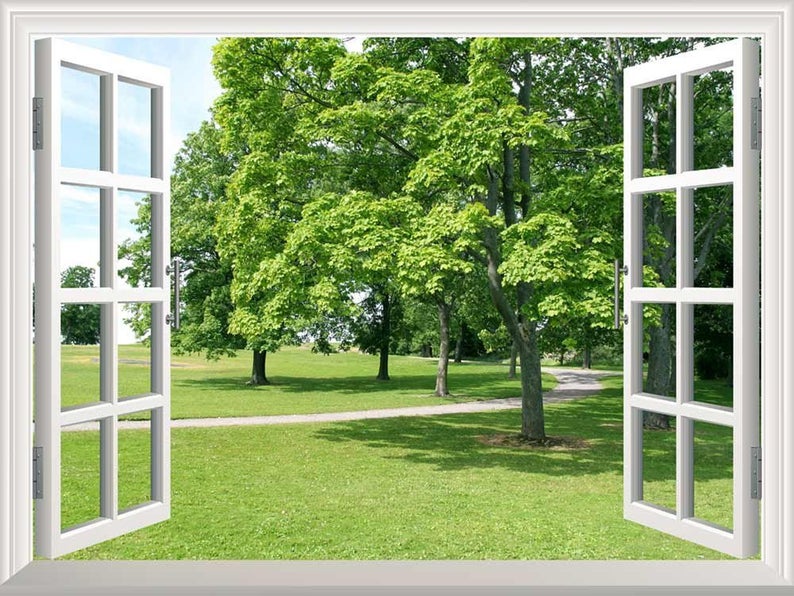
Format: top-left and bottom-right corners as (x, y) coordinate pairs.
(175, 370), (526, 400)
(311, 382), (733, 482)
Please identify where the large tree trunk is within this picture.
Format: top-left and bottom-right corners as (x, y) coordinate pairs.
(508, 341), (518, 378)
(248, 349), (270, 385)
(376, 293), (391, 381)
(518, 327), (545, 440)
(435, 301), (451, 396)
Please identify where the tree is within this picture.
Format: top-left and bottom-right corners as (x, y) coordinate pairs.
(396, 199), (482, 395)
(60, 265), (100, 345)
(115, 120), (283, 383)
(212, 38), (353, 382)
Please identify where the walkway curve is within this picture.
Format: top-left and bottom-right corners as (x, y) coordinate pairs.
(64, 367), (614, 432)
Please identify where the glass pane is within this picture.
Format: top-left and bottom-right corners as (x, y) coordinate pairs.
(118, 302), (152, 399)
(693, 420), (733, 531)
(61, 422), (101, 531)
(117, 81), (152, 177)
(693, 66), (734, 171)
(641, 409), (677, 513)
(641, 303), (677, 400)
(60, 65), (100, 170)
(693, 304), (733, 408)
(59, 184), (101, 288)
(692, 185), (733, 289)
(642, 191), (677, 288)
(60, 303), (106, 410)
(641, 81), (676, 177)
(117, 412), (153, 513)
(117, 191), (152, 288)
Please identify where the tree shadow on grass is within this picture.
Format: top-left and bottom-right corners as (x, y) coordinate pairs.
(175, 371), (524, 400)
(310, 386), (733, 482)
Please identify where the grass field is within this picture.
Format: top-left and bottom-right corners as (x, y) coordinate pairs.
(59, 344), (557, 419)
(58, 373), (741, 561)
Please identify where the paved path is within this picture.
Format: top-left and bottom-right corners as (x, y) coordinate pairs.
(64, 367), (614, 432)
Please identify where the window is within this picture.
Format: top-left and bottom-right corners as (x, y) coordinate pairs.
(1, 1), (792, 593)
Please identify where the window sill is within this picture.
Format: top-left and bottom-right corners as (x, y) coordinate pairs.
(0, 560), (790, 595)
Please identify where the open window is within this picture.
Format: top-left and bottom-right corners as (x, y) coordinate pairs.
(622, 38), (760, 558)
(33, 38), (172, 558)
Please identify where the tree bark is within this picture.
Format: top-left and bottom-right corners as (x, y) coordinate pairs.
(435, 301), (451, 396)
(583, 345), (592, 369)
(376, 292), (391, 381)
(508, 341), (518, 378)
(518, 327), (545, 440)
(248, 349), (270, 385)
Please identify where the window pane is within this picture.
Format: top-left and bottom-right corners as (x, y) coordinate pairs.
(59, 184), (101, 288)
(640, 303), (677, 401)
(642, 191), (677, 288)
(117, 412), (153, 513)
(117, 191), (152, 288)
(692, 185), (733, 289)
(693, 66), (734, 171)
(61, 422), (101, 531)
(118, 302), (152, 399)
(117, 80), (152, 177)
(693, 304), (733, 409)
(641, 409), (677, 513)
(60, 303), (107, 411)
(693, 420), (733, 531)
(641, 81), (676, 177)
(60, 65), (100, 170)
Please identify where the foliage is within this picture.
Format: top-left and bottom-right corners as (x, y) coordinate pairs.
(169, 120), (245, 359)
(60, 265), (100, 345)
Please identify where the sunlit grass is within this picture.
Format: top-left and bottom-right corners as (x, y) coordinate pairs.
(59, 344), (556, 419)
(60, 375), (739, 561)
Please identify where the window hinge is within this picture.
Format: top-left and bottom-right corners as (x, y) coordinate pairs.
(751, 446), (762, 500)
(32, 446), (43, 499)
(32, 97), (43, 151)
(750, 96), (762, 151)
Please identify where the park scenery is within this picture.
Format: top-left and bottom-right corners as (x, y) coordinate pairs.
(54, 37), (738, 559)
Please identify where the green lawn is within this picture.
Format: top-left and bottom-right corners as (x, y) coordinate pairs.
(59, 345), (556, 419)
(59, 375), (741, 560)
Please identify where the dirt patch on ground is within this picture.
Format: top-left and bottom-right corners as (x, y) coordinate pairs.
(476, 433), (590, 451)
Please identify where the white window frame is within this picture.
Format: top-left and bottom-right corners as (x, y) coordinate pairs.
(33, 37), (172, 559)
(622, 39), (761, 558)
(0, 0), (792, 593)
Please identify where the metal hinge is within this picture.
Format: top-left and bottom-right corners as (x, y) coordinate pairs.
(750, 96), (762, 151)
(32, 97), (43, 151)
(751, 446), (762, 500)
(32, 446), (43, 499)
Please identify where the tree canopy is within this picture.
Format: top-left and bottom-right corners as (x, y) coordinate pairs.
(142, 36), (737, 440)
